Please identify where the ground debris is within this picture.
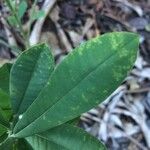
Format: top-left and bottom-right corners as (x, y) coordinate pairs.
(0, 0), (150, 149)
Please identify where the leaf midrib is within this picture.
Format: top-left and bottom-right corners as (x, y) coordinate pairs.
(15, 38), (136, 135)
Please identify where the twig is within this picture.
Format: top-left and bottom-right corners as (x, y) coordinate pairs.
(54, 22), (72, 52)
(0, 12), (17, 47)
(82, 18), (95, 39)
(113, 0), (143, 16)
(50, 6), (72, 51)
(125, 87), (150, 94)
(113, 108), (150, 148)
(29, 0), (56, 45)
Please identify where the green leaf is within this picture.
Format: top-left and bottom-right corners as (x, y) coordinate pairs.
(10, 44), (54, 115)
(26, 124), (106, 150)
(0, 132), (8, 143)
(13, 32), (139, 137)
(0, 107), (9, 128)
(31, 10), (45, 21)
(7, 15), (18, 26)
(0, 64), (12, 121)
(0, 125), (7, 137)
(18, 1), (28, 19)
(0, 137), (14, 150)
(0, 90), (12, 121)
(0, 63), (11, 94)
(0, 89), (10, 110)
(17, 138), (33, 150)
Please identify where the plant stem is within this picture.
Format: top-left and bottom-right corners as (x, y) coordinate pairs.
(5, 0), (30, 48)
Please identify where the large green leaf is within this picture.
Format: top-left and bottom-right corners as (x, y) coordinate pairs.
(0, 137), (33, 150)
(10, 44), (54, 115)
(26, 124), (106, 150)
(13, 32), (139, 137)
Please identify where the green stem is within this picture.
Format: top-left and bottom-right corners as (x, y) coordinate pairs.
(5, 0), (30, 48)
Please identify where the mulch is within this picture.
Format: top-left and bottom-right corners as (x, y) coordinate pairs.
(0, 0), (150, 149)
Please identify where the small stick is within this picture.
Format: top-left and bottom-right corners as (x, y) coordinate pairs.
(29, 0), (56, 45)
(0, 12), (17, 47)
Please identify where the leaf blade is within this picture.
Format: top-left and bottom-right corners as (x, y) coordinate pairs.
(0, 63), (11, 94)
(0, 125), (7, 137)
(26, 124), (106, 150)
(0, 89), (11, 112)
(0, 137), (14, 150)
(0, 64), (12, 122)
(31, 10), (45, 21)
(0, 107), (10, 128)
(14, 32), (139, 137)
(10, 44), (54, 115)
(18, 1), (28, 19)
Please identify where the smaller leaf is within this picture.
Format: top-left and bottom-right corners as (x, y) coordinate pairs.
(0, 90), (12, 122)
(0, 64), (12, 121)
(0, 107), (9, 128)
(0, 63), (11, 94)
(26, 124), (106, 150)
(31, 10), (45, 21)
(10, 44), (54, 115)
(17, 139), (33, 150)
(7, 16), (18, 26)
(0, 132), (8, 143)
(0, 125), (7, 137)
(0, 89), (10, 110)
(18, 1), (28, 19)
(0, 137), (14, 150)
